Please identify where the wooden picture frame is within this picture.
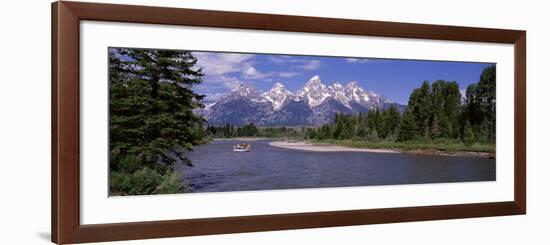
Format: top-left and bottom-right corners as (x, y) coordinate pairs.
(51, 1), (526, 244)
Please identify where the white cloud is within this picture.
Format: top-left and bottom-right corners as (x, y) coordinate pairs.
(194, 51), (275, 83)
(197, 75), (242, 90)
(267, 56), (322, 71)
(300, 60), (321, 70)
(278, 72), (300, 78)
(345, 58), (369, 63)
(216, 75), (242, 90)
(193, 52), (255, 76)
(242, 65), (273, 79)
(193, 52), (323, 99)
(268, 55), (294, 63)
(268, 56), (285, 63)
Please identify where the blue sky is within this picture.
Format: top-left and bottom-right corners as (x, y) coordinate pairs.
(192, 51), (493, 104)
(110, 48), (493, 105)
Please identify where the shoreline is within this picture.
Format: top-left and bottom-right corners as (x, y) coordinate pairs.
(213, 137), (276, 141)
(269, 140), (494, 158)
(269, 141), (400, 153)
(405, 149), (495, 158)
(209, 138), (494, 158)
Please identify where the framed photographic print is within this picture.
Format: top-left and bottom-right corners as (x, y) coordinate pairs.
(52, 1), (526, 244)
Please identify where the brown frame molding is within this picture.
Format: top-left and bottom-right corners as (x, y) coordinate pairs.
(52, 1), (526, 244)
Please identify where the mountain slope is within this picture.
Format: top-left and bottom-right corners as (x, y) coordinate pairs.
(201, 75), (406, 126)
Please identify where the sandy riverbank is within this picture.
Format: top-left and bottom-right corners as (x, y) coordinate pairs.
(269, 141), (400, 153)
(269, 141), (494, 158)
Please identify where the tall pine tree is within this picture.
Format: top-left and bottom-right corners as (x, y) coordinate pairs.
(109, 48), (206, 173)
(397, 110), (418, 141)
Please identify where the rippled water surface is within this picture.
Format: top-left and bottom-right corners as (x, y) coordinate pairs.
(177, 140), (495, 193)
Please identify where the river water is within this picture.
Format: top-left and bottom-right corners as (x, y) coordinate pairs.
(177, 140), (495, 193)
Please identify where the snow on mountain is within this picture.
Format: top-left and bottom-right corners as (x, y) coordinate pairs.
(261, 82), (294, 111)
(204, 102), (217, 110)
(326, 79), (385, 109)
(201, 75), (404, 126)
(232, 83), (256, 97)
(296, 75), (332, 107)
(345, 81), (368, 104)
(328, 82), (351, 108)
(221, 83), (267, 103)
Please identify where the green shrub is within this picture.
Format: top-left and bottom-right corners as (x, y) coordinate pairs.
(110, 166), (188, 196)
(111, 154), (142, 173)
(157, 171), (186, 194)
(463, 121), (475, 146)
(109, 171), (131, 195)
(126, 167), (162, 195)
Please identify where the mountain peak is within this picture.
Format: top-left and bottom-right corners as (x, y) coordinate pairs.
(331, 82), (343, 88)
(266, 82), (291, 95)
(272, 82), (286, 89)
(232, 83), (254, 90)
(308, 75), (321, 84)
(202, 77), (404, 126)
(262, 82), (294, 111)
(346, 81), (359, 88)
(230, 83), (258, 98)
(297, 75), (332, 107)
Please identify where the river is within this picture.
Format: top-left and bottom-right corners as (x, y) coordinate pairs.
(177, 140), (495, 193)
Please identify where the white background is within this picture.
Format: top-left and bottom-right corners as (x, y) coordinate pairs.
(0, 0), (548, 244)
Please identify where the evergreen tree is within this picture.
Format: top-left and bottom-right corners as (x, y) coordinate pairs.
(109, 48), (205, 172)
(463, 121), (475, 145)
(462, 65), (496, 142)
(370, 128), (379, 142)
(423, 119), (430, 139)
(397, 110), (418, 141)
(333, 121), (343, 139)
(341, 117), (355, 139)
(430, 115), (440, 139)
(305, 128), (317, 139)
(479, 119), (493, 143)
(241, 123), (258, 136)
(384, 106), (401, 139)
(318, 124), (332, 140)
(408, 81), (432, 136)
(442, 81), (461, 137)
(356, 126), (367, 138)
(430, 80), (446, 116)
(477, 66), (496, 142)
(439, 115), (452, 138)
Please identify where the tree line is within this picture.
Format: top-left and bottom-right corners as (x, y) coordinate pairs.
(205, 124), (302, 138)
(306, 66), (496, 145)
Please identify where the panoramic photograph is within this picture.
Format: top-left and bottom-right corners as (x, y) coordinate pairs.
(108, 47), (496, 196)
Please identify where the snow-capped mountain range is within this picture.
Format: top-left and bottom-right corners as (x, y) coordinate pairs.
(201, 75), (405, 126)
